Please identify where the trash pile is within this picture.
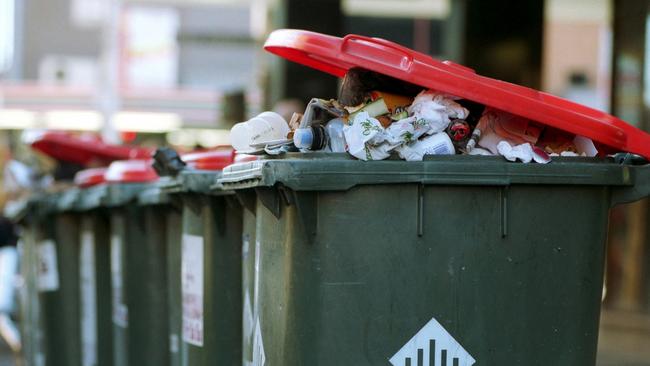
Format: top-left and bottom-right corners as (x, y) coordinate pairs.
(230, 68), (599, 163)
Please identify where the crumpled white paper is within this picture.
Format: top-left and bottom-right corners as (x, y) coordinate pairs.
(497, 141), (550, 164)
(343, 92), (467, 161)
(407, 90), (469, 134)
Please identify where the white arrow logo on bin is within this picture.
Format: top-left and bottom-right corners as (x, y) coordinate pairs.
(389, 317), (476, 366)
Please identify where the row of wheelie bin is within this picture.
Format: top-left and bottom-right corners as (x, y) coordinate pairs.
(6, 28), (650, 366)
(9, 147), (650, 366)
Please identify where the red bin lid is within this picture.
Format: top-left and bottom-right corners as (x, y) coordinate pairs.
(74, 168), (108, 188)
(27, 131), (152, 166)
(105, 160), (158, 183)
(264, 29), (650, 159)
(234, 153), (259, 164)
(181, 149), (236, 171)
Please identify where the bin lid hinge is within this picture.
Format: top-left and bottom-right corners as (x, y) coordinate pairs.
(255, 187), (281, 219)
(235, 190), (257, 215)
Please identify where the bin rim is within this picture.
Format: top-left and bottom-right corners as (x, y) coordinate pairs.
(218, 154), (644, 192)
(55, 187), (82, 212)
(160, 169), (229, 195)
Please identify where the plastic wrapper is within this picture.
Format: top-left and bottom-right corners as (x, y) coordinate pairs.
(384, 116), (434, 145)
(472, 108), (544, 154)
(396, 133), (456, 161)
(497, 141), (551, 164)
(343, 112), (393, 161)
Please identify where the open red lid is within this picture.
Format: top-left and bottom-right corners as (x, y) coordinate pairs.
(105, 160), (158, 183)
(264, 29), (650, 159)
(74, 168), (108, 188)
(181, 149), (236, 171)
(27, 131), (152, 166)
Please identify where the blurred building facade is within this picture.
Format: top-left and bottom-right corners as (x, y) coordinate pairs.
(0, 0), (648, 317)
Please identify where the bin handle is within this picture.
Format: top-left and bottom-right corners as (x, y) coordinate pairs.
(341, 34), (414, 71)
(611, 164), (650, 206)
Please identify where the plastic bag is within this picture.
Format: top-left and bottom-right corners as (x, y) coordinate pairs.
(407, 91), (469, 134)
(343, 112), (392, 161)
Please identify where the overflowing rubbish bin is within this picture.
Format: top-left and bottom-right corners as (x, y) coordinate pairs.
(155, 149), (243, 366)
(219, 155), (650, 365)
(214, 29), (650, 365)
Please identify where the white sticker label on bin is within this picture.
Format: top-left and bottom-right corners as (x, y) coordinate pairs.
(243, 292), (254, 348)
(80, 230), (97, 366)
(37, 240), (59, 292)
(111, 232), (128, 328)
(390, 317), (475, 366)
(252, 318), (266, 366)
(182, 234), (204, 347)
(34, 352), (45, 366)
(170, 333), (179, 354)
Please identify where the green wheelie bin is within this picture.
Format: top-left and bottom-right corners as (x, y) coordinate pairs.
(5, 197), (47, 366)
(136, 177), (183, 366)
(102, 160), (170, 366)
(215, 29), (650, 366)
(74, 167), (114, 366)
(12, 131), (154, 366)
(155, 149), (243, 366)
(47, 188), (83, 366)
(7, 188), (83, 366)
(220, 154), (650, 366)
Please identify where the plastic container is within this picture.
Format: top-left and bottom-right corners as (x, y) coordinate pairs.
(230, 111), (290, 152)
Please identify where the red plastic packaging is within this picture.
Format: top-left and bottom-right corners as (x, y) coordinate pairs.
(105, 160), (158, 183)
(74, 168), (107, 188)
(28, 131), (152, 166)
(264, 29), (650, 159)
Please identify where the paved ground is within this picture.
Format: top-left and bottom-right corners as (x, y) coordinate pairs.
(597, 310), (650, 366)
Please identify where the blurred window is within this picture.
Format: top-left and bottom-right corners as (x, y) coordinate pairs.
(0, 0), (14, 74)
